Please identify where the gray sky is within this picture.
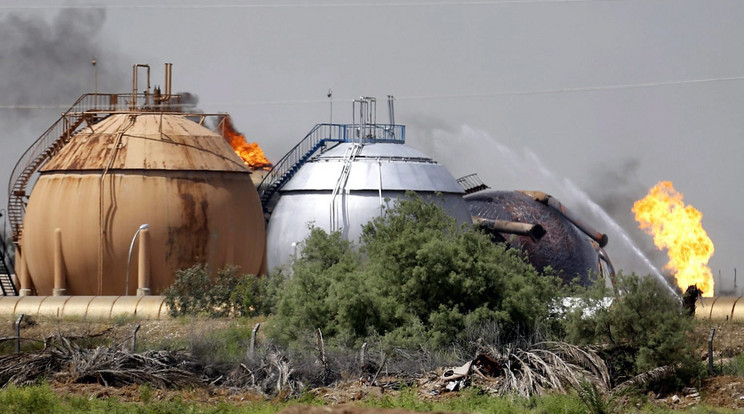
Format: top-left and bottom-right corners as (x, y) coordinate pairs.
(2, 0), (742, 294)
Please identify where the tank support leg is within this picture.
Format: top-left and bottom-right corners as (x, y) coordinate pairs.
(136, 228), (151, 296)
(53, 228), (67, 296)
(17, 246), (32, 296)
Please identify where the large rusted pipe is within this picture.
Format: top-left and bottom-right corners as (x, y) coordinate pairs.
(519, 191), (608, 247)
(52, 228), (67, 296)
(474, 217), (546, 242)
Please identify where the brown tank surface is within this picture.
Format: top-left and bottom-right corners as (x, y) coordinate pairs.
(19, 113), (267, 296)
(465, 190), (604, 286)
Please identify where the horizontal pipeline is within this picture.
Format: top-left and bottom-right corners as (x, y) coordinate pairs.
(0, 295), (168, 320)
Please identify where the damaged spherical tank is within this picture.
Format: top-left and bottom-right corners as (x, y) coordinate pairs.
(266, 141), (472, 271)
(20, 114), (267, 296)
(465, 190), (604, 286)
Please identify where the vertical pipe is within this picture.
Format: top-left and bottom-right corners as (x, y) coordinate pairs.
(378, 159), (384, 216)
(387, 95), (395, 126)
(136, 228), (151, 296)
(131, 64), (137, 110)
(52, 228), (67, 296)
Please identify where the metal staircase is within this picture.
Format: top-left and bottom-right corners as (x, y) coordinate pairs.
(7, 64), (198, 245)
(0, 228), (16, 296)
(5, 93), (150, 242)
(256, 123), (405, 216)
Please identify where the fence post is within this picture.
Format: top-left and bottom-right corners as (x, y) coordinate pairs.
(316, 328), (326, 366)
(708, 328), (716, 374)
(14, 314), (24, 354)
(360, 342), (368, 367)
(250, 323), (261, 357)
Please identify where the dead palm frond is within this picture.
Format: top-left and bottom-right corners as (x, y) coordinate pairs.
(611, 365), (676, 395)
(483, 341), (611, 398)
(0, 333), (202, 388)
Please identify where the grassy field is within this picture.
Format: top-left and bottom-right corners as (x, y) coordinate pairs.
(2, 383), (744, 414)
(2, 316), (744, 413)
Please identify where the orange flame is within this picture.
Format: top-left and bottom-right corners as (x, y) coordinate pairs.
(632, 181), (715, 296)
(219, 116), (272, 170)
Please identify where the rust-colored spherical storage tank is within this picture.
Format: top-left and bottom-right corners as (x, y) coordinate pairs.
(20, 113), (267, 296)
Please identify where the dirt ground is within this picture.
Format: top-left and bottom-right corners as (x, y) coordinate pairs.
(2, 316), (744, 412)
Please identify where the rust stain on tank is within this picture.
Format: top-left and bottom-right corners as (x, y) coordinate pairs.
(165, 180), (210, 266)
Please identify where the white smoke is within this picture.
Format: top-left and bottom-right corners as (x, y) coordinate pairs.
(406, 121), (672, 287)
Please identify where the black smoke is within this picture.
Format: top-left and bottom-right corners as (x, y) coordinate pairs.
(0, 9), (129, 117)
(0, 8), (130, 222)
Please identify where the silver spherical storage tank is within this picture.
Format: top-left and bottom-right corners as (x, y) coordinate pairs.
(261, 98), (472, 272)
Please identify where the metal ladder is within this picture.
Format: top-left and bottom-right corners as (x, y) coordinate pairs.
(329, 143), (363, 232)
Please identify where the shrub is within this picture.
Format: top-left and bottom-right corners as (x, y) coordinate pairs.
(164, 264), (273, 318)
(270, 228), (370, 345)
(563, 272), (699, 387)
(271, 193), (563, 350)
(163, 264), (212, 317)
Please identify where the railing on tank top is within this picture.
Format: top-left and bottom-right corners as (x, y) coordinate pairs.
(6, 93), (191, 241)
(257, 123), (405, 213)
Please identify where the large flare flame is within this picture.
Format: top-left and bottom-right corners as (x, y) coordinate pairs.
(219, 116), (272, 170)
(632, 181), (715, 296)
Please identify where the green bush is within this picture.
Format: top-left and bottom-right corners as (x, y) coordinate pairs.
(0, 384), (60, 414)
(270, 228), (370, 345)
(271, 193), (563, 350)
(563, 272), (699, 386)
(164, 264), (272, 318)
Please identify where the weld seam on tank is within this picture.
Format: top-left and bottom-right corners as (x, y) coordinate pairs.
(707, 296), (720, 320)
(84, 296), (98, 319)
(9, 296), (21, 315)
(20, 296), (44, 315)
(109, 295), (124, 319)
(40, 295), (73, 318)
(731, 296), (743, 321)
(121, 295), (147, 318)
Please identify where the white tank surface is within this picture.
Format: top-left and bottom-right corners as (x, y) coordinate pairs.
(262, 98), (471, 272)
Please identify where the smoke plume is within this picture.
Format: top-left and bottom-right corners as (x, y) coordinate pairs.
(583, 160), (669, 275)
(406, 119), (671, 282)
(0, 9), (130, 219)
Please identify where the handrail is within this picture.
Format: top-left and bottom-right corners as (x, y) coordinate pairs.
(0, 231), (17, 295)
(6, 92), (193, 241)
(256, 123), (405, 213)
(457, 173), (490, 194)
